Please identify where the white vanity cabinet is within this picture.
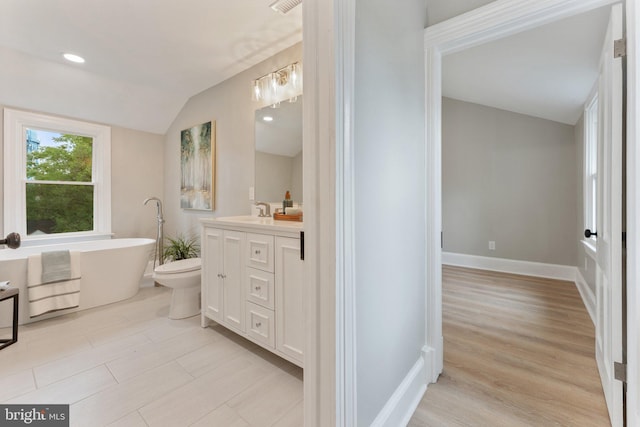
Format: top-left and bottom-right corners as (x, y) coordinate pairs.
(201, 228), (245, 334)
(200, 216), (304, 367)
(275, 236), (304, 363)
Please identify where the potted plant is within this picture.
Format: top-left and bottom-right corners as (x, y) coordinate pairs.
(163, 234), (199, 262)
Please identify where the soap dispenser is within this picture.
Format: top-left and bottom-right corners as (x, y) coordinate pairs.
(283, 190), (293, 213)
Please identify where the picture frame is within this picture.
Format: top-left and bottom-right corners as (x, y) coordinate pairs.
(180, 120), (215, 210)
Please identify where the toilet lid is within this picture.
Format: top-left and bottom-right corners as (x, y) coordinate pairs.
(155, 258), (201, 274)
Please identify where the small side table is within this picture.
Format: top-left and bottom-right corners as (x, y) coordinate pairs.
(0, 287), (18, 350)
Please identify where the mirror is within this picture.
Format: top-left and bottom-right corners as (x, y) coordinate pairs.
(254, 96), (303, 204)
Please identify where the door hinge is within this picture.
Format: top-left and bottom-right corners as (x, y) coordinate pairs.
(300, 231), (305, 261)
(614, 39), (626, 58)
(614, 361), (627, 383)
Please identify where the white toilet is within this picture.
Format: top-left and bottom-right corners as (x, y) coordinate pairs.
(153, 258), (202, 319)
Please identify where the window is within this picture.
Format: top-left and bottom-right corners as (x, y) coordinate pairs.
(4, 108), (111, 242)
(584, 91), (598, 243)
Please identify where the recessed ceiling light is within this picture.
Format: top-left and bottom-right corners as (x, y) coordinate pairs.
(263, 116), (274, 122)
(63, 53), (85, 64)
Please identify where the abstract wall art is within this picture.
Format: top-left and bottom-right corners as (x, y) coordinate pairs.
(180, 121), (215, 210)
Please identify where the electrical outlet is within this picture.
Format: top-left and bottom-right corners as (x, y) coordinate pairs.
(249, 186), (255, 201)
(489, 241), (496, 251)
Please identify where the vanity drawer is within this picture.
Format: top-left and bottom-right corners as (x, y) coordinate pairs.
(245, 302), (275, 348)
(246, 267), (275, 310)
(246, 233), (274, 272)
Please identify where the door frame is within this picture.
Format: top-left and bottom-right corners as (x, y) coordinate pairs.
(423, 0), (639, 424)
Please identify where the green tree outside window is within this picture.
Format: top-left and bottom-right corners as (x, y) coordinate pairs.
(26, 133), (94, 235)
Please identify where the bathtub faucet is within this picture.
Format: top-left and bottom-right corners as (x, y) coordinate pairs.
(144, 197), (164, 266)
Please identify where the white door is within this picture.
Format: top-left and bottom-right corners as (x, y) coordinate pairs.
(203, 227), (223, 323)
(222, 230), (245, 333)
(594, 4), (624, 426)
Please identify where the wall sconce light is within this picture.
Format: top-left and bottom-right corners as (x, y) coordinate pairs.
(252, 62), (303, 107)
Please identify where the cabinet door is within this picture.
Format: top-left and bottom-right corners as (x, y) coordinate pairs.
(202, 227), (223, 323)
(222, 230), (245, 333)
(275, 236), (304, 364)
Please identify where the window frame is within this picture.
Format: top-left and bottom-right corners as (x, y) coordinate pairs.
(3, 108), (111, 244)
(583, 87), (598, 258)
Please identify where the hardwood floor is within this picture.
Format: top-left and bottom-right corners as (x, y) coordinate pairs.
(409, 266), (610, 427)
(0, 285), (302, 427)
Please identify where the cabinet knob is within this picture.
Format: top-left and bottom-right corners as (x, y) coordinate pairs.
(255, 322), (262, 328)
(255, 285), (261, 291)
(255, 249), (261, 255)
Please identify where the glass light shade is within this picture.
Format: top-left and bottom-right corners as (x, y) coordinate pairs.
(252, 62), (303, 106)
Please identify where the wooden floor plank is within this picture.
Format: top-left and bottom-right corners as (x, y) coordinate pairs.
(409, 266), (610, 427)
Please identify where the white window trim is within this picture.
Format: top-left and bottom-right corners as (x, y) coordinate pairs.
(582, 238), (597, 261)
(3, 108), (111, 244)
(583, 86), (598, 255)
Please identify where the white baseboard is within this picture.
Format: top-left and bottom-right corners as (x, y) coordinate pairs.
(371, 356), (427, 427)
(442, 252), (577, 281)
(422, 341), (442, 384)
(575, 268), (596, 325)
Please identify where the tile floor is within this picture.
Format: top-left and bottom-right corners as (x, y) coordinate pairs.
(0, 285), (303, 427)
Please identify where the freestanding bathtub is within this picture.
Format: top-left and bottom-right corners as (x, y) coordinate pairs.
(0, 238), (155, 326)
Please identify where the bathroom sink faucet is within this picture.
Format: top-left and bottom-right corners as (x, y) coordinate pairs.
(255, 202), (271, 217)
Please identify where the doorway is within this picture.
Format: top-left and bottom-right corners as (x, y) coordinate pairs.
(423, 1), (631, 426)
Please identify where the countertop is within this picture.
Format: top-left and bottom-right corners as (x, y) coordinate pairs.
(200, 215), (303, 237)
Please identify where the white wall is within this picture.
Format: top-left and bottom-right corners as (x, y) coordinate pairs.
(111, 126), (165, 239)
(0, 105), (164, 240)
(442, 97), (578, 266)
(353, 0), (427, 424)
(162, 43), (302, 239)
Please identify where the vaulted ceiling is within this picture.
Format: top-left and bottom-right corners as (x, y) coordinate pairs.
(0, 1), (302, 134)
(440, 5), (610, 125)
(0, 1), (613, 134)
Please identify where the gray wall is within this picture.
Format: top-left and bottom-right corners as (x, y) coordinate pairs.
(0, 105), (164, 240)
(162, 43), (302, 240)
(442, 97), (578, 266)
(575, 113), (597, 293)
(354, 0), (427, 424)
(426, 0), (495, 26)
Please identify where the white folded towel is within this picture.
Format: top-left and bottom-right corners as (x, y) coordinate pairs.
(27, 251), (81, 318)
